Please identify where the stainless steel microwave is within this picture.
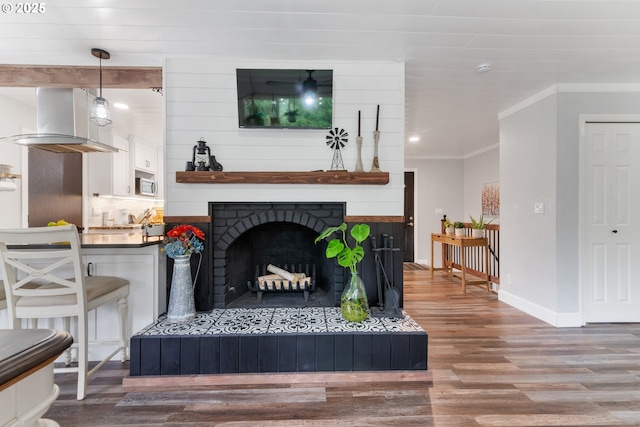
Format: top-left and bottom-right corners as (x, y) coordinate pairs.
(135, 177), (157, 196)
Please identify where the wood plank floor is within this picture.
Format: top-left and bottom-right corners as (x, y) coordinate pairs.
(43, 267), (640, 426)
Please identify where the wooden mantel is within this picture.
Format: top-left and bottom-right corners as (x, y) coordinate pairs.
(175, 171), (389, 185)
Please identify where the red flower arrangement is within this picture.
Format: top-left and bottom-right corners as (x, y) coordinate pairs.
(162, 224), (205, 258)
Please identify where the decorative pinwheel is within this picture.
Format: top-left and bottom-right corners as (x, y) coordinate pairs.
(326, 127), (348, 171)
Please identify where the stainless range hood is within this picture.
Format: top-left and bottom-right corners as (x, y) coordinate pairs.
(0, 88), (118, 153)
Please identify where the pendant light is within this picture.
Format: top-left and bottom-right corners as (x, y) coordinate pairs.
(90, 48), (112, 127)
(302, 70), (318, 106)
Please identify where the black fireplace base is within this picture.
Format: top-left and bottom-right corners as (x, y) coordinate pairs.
(129, 307), (428, 376)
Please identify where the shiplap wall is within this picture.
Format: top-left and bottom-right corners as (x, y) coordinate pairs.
(164, 58), (404, 217)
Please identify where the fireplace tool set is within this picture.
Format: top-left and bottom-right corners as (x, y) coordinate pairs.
(370, 234), (403, 318)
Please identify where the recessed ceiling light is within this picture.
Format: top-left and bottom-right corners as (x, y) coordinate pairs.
(409, 136), (420, 143)
(113, 102), (129, 110)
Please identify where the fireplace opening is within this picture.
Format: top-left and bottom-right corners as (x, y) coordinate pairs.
(226, 222), (335, 308)
(210, 202), (346, 309)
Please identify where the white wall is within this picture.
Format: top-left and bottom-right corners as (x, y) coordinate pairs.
(404, 159), (464, 267)
(556, 90), (640, 314)
(405, 147), (498, 268)
(499, 86), (640, 326)
(499, 94), (558, 318)
(164, 59), (405, 217)
(463, 146), (499, 222)
(0, 93), (35, 227)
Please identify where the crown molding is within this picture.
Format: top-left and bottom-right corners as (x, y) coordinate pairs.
(498, 85), (557, 120)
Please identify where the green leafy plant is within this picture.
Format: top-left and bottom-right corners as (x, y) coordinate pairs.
(314, 222), (370, 274)
(316, 222), (371, 322)
(244, 97), (265, 126)
(454, 221), (465, 229)
(443, 218), (453, 229)
(469, 214), (493, 230)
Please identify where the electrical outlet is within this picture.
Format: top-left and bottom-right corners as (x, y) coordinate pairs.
(435, 208), (443, 214)
(534, 202), (544, 214)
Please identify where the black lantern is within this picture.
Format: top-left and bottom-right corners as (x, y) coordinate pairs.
(193, 139), (210, 171)
(186, 138), (223, 171)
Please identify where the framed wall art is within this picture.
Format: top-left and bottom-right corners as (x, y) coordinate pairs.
(482, 182), (500, 217)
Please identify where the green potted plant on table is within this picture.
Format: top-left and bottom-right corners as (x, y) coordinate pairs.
(469, 214), (493, 238)
(443, 217), (454, 235)
(315, 222), (370, 322)
(454, 221), (465, 237)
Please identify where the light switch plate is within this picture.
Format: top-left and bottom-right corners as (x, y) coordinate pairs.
(534, 202), (544, 214)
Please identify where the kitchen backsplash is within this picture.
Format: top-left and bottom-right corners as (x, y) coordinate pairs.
(88, 196), (163, 226)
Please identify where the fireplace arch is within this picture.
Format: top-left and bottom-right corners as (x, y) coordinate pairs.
(209, 202), (346, 308)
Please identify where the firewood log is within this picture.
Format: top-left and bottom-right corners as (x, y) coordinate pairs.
(266, 264), (306, 282)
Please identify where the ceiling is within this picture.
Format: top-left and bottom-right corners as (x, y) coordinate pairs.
(2, 0), (640, 158)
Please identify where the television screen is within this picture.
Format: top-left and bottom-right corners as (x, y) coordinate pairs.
(236, 69), (333, 129)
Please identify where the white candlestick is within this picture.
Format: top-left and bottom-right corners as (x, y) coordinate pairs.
(370, 130), (381, 172)
(354, 136), (364, 172)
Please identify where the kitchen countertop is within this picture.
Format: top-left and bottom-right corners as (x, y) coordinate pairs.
(0, 329), (73, 387)
(80, 232), (163, 248)
(6, 230), (162, 249)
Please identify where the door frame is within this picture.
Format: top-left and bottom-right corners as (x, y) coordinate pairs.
(578, 114), (640, 324)
(404, 167), (419, 263)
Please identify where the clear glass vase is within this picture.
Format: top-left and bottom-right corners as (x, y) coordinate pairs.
(341, 272), (369, 322)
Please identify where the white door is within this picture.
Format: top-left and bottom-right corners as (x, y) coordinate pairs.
(583, 123), (640, 322)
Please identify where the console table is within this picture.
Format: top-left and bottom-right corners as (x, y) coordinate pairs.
(430, 233), (490, 293)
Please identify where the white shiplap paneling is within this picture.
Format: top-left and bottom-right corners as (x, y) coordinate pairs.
(165, 58), (404, 217)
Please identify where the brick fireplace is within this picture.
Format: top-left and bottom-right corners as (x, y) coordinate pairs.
(133, 206), (424, 378)
(210, 202), (346, 308)
(164, 203), (405, 312)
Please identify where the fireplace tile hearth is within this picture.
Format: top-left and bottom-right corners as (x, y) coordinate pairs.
(135, 307), (423, 336)
(129, 308), (428, 376)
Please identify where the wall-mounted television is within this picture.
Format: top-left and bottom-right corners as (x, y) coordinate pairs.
(236, 69), (333, 129)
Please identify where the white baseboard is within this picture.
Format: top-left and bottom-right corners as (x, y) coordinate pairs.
(556, 312), (584, 327)
(498, 290), (584, 327)
(415, 259), (429, 266)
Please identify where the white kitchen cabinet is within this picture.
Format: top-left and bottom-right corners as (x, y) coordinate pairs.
(134, 142), (157, 174)
(81, 246), (165, 360)
(83, 245), (165, 360)
(87, 133), (132, 197)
